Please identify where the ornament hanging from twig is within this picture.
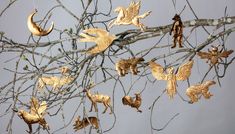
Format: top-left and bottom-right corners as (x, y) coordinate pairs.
(186, 80), (216, 103)
(122, 92), (142, 112)
(73, 116), (99, 131)
(60, 66), (71, 75)
(37, 76), (74, 91)
(170, 14), (183, 48)
(79, 28), (116, 54)
(83, 88), (113, 114)
(108, 1), (151, 31)
(115, 57), (145, 77)
(17, 97), (49, 133)
(149, 60), (194, 99)
(197, 45), (234, 66)
(27, 10), (54, 36)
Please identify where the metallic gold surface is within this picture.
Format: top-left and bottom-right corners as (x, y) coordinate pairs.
(186, 80), (216, 103)
(108, 1), (151, 31)
(18, 97), (49, 133)
(27, 10), (54, 36)
(37, 76), (74, 90)
(73, 116), (99, 131)
(79, 28), (116, 54)
(115, 57), (144, 76)
(197, 45), (234, 65)
(122, 93), (142, 112)
(149, 60), (194, 99)
(84, 89), (112, 114)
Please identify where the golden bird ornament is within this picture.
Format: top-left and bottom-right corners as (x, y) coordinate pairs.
(79, 28), (116, 54)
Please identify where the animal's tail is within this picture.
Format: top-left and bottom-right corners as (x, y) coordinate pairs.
(122, 96), (132, 105)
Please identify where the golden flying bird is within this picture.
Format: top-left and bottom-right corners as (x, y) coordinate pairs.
(79, 28), (116, 54)
(27, 10), (54, 36)
(149, 60), (194, 99)
(108, 1), (151, 31)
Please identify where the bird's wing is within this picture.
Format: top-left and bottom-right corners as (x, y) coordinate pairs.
(148, 61), (167, 80)
(30, 97), (39, 115)
(125, 1), (140, 21)
(38, 101), (47, 115)
(197, 51), (213, 59)
(176, 60), (194, 81)
(219, 50), (234, 58)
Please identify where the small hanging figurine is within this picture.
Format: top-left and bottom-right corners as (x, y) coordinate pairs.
(169, 14), (183, 48)
(73, 116), (99, 131)
(18, 97), (49, 133)
(37, 76), (74, 91)
(83, 88), (113, 114)
(79, 28), (116, 55)
(115, 57), (145, 76)
(186, 80), (216, 103)
(60, 66), (71, 75)
(108, 1), (151, 31)
(197, 45), (234, 66)
(149, 60), (194, 99)
(122, 93), (142, 112)
(27, 10), (54, 36)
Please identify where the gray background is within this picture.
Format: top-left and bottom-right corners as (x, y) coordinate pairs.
(0, 0), (235, 134)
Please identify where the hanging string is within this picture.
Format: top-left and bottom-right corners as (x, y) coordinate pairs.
(32, 0), (37, 11)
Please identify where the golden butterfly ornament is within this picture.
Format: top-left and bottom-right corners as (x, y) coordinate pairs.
(149, 60), (194, 99)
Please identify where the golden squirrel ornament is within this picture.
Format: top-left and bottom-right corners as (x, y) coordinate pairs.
(18, 97), (49, 133)
(27, 10), (54, 36)
(197, 45), (234, 66)
(37, 76), (74, 91)
(170, 14), (183, 48)
(149, 60), (194, 99)
(122, 93), (142, 112)
(186, 80), (216, 103)
(83, 88), (113, 114)
(115, 57), (145, 76)
(108, 1), (151, 31)
(73, 116), (99, 131)
(79, 28), (116, 54)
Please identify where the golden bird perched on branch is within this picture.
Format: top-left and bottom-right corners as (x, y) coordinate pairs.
(79, 28), (116, 55)
(108, 1), (151, 31)
(18, 97), (49, 133)
(149, 60), (194, 99)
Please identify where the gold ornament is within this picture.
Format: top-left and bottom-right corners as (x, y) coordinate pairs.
(149, 60), (194, 99)
(170, 14), (183, 48)
(59, 66), (71, 75)
(37, 76), (74, 91)
(186, 80), (216, 103)
(27, 10), (54, 36)
(73, 116), (99, 131)
(115, 57), (145, 76)
(83, 88), (112, 114)
(108, 1), (151, 31)
(197, 45), (234, 65)
(122, 93), (142, 112)
(79, 28), (116, 54)
(18, 97), (49, 133)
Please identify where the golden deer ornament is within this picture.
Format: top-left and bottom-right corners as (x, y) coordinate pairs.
(73, 116), (99, 131)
